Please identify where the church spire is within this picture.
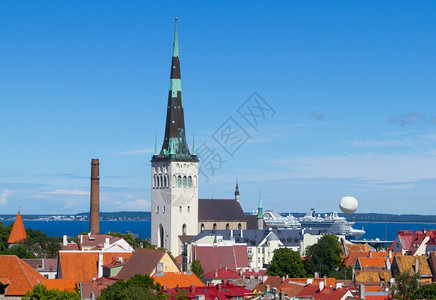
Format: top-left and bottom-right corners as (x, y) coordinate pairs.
(153, 18), (197, 162)
(257, 190), (263, 219)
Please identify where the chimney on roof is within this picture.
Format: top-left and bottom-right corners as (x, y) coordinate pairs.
(369, 251), (372, 258)
(306, 278), (313, 285)
(359, 284), (365, 300)
(104, 238), (110, 248)
(195, 295), (205, 300)
(215, 269), (218, 277)
(241, 229), (243, 239)
(63, 235), (68, 246)
(415, 257), (419, 274)
(389, 250), (392, 258)
(89, 159), (100, 235)
(319, 280), (325, 291)
(97, 251), (103, 278)
(386, 259), (391, 271)
(186, 263), (192, 275)
(265, 285), (270, 293)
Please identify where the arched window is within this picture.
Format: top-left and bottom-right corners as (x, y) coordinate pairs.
(153, 176), (156, 188)
(179, 206), (182, 213)
(177, 176), (182, 187)
(163, 206), (165, 214)
(238, 223), (242, 230)
(164, 176), (167, 188)
(159, 224), (164, 248)
(213, 223), (217, 230)
(183, 176), (187, 187)
(187, 206), (190, 213)
(226, 223), (230, 230)
(201, 224), (205, 232)
(188, 176), (192, 187)
(156, 206), (159, 214)
(182, 224), (187, 235)
(159, 176), (162, 188)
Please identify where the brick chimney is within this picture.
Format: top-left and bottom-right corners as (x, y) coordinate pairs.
(89, 159), (100, 234)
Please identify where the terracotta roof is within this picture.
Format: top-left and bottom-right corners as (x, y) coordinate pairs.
(203, 268), (240, 279)
(0, 278), (10, 285)
(43, 279), (76, 291)
(7, 212), (27, 244)
(78, 234), (123, 250)
(345, 251), (369, 267)
(0, 255), (47, 296)
(347, 244), (371, 252)
(80, 279), (116, 299)
(153, 272), (204, 289)
(254, 276), (289, 292)
(429, 251), (436, 281)
(378, 270), (392, 282)
(297, 284), (352, 300)
(58, 251), (132, 283)
(354, 271), (381, 285)
(358, 257), (389, 269)
(192, 244), (248, 274)
(393, 255), (432, 276)
(365, 286), (384, 292)
(280, 281), (305, 297)
(116, 248), (166, 280)
(61, 243), (80, 251)
(289, 278), (337, 287)
(179, 234), (195, 244)
(198, 199), (246, 221)
(390, 230), (436, 254)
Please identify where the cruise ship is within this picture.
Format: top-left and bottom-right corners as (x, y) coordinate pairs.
(263, 208), (365, 239)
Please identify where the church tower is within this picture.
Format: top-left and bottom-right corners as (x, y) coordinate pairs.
(151, 19), (199, 256)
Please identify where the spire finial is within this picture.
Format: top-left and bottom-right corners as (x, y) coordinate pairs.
(192, 135), (196, 156)
(257, 189), (263, 219)
(154, 135), (159, 156)
(173, 16), (179, 57)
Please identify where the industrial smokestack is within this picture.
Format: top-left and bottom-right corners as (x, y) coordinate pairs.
(89, 159), (100, 234)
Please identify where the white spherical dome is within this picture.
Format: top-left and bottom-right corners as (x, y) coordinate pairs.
(339, 196), (358, 214)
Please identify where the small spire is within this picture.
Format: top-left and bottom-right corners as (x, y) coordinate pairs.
(234, 179), (240, 201)
(154, 135), (158, 156)
(257, 189), (263, 219)
(192, 135), (196, 156)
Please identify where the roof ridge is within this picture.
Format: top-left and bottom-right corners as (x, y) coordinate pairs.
(16, 256), (34, 288)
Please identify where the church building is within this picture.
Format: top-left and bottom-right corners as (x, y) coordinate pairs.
(151, 20), (263, 256)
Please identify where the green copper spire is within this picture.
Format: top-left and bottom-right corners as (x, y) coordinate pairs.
(173, 18), (179, 58)
(257, 190), (263, 219)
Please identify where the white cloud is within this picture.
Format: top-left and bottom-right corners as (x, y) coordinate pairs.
(46, 189), (90, 196)
(0, 190), (11, 204)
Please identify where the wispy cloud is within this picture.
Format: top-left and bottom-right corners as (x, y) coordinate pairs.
(347, 138), (413, 147)
(115, 198), (150, 210)
(390, 112), (436, 126)
(46, 189), (89, 196)
(113, 148), (154, 155)
(36, 173), (87, 179)
(0, 190), (12, 204)
(310, 111), (325, 121)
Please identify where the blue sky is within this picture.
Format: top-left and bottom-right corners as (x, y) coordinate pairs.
(1, 1), (436, 215)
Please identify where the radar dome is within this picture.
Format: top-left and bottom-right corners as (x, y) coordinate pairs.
(339, 196), (358, 214)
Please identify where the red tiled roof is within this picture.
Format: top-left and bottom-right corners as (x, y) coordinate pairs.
(345, 251), (369, 267)
(153, 272), (204, 289)
(358, 257), (389, 269)
(192, 244), (248, 274)
(297, 284), (352, 300)
(0, 255), (47, 296)
(254, 276), (290, 292)
(167, 282), (254, 300)
(78, 234), (123, 250)
(43, 279), (76, 292)
(7, 212), (27, 244)
(203, 268), (240, 279)
(58, 251), (132, 283)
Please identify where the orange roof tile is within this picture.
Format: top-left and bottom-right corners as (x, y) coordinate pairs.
(347, 244), (371, 252)
(354, 271), (381, 285)
(359, 257), (388, 269)
(0, 255), (47, 296)
(59, 251), (132, 283)
(345, 251), (369, 267)
(43, 279), (76, 292)
(365, 285), (384, 292)
(153, 272), (204, 289)
(7, 212), (27, 244)
(393, 255), (432, 276)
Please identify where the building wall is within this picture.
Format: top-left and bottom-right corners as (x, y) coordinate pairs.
(151, 161), (199, 256)
(198, 221), (246, 232)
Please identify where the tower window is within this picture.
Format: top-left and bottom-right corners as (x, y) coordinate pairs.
(179, 206), (182, 213)
(182, 224), (186, 235)
(188, 176), (192, 187)
(201, 223), (205, 231)
(177, 176), (182, 187)
(187, 206), (190, 213)
(213, 223), (217, 230)
(156, 206), (159, 214)
(226, 223), (230, 230)
(183, 176), (187, 187)
(163, 206), (165, 214)
(238, 223), (242, 230)
(164, 176), (167, 188)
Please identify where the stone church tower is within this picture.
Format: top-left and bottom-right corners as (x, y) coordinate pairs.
(151, 20), (199, 256)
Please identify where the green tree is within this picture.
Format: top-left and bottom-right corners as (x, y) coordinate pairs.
(415, 283), (436, 299)
(106, 232), (151, 249)
(0, 222), (13, 252)
(98, 274), (169, 300)
(191, 259), (204, 278)
(23, 284), (80, 300)
(267, 248), (306, 278)
(392, 272), (420, 300)
(304, 234), (343, 277)
(6, 245), (36, 258)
